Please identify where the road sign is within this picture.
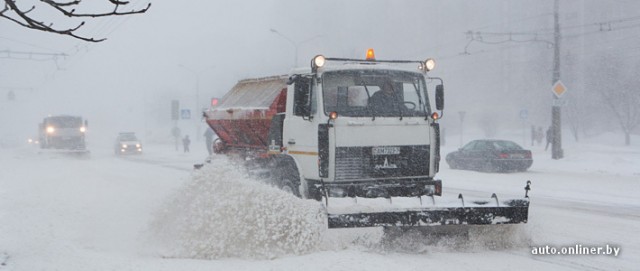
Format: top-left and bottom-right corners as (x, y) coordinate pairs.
(519, 109), (528, 120)
(552, 80), (567, 98)
(181, 109), (191, 119)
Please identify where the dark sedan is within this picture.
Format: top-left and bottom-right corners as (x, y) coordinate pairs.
(445, 139), (533, 172)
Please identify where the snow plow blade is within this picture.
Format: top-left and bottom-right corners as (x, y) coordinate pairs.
(328, 200), (529, 228)
(326, 196), (529, 228)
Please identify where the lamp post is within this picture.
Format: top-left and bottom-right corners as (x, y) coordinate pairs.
(459, 111), (466, 147)
(270, 28), (322, 68)
(550, 0), (564, 159)
(177, 64), (215, 142)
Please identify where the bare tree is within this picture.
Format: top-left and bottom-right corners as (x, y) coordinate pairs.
(565, 98), (582, 142)
(601, 80), (640, 146)
(563, 83), (602, 142)
(0, 0), (151, 42)
(590, 53), (640, 146)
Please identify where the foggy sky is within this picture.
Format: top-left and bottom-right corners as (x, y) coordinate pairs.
(1, 0), (639, 146)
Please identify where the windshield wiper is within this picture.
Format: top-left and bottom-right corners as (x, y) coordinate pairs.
(412, 81), (429, 120)
(361, 81), (376, 121)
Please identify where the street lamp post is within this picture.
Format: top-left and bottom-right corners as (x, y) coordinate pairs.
(459, 111), (466, 147)
(178, 64), (215, 142)
(270, 28), (297, 67)
(270, 28), (322, 68)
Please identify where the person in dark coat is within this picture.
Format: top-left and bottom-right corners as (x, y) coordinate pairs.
(182, 135), (191, 153)
(369, 80), (402, 115)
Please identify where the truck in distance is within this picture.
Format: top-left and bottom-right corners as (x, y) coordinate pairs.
(38, 115), (89, 154)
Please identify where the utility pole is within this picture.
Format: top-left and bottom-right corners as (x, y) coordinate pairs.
(551, 0), (564, 159)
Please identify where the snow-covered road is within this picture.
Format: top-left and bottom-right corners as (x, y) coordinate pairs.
(1, 137), (638, 270)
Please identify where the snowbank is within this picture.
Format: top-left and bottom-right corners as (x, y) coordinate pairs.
(149, 155), (327, 260)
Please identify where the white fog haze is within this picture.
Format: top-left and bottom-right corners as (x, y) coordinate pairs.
(1, 0), (639, 270)
(2, 1), (639, 145)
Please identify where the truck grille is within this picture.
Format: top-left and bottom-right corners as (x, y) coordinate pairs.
(335, 145), (429, 180)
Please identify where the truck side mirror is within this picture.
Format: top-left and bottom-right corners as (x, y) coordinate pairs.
(435, 84), (444, 111)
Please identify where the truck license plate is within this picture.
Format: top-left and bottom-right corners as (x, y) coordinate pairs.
(372, 146), (400, 156)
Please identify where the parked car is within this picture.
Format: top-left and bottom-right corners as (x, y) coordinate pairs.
(114, 132), (143, 155)
(445, 139), (532, 172)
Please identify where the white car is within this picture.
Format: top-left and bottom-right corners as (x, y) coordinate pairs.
(114, 132), (143, 155)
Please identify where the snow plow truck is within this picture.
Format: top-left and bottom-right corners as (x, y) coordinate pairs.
(203, 50), (531, 228)
(38, 115), (89, 154)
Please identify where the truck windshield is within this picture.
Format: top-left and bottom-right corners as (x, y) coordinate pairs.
(321, 70), (430, 117)
(46, 117), (82, 128)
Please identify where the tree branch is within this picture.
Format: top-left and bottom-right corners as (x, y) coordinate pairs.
(1, 0), (151, 42)
(40, 0), (151, 18)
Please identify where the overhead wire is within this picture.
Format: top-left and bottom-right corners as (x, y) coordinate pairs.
(462, 14), (640, 57)
(0, 36), (63, 53)
(57, 0), (149, 71)
(25, 0), (151, 91)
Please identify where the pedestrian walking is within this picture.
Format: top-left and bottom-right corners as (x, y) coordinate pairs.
(182, 135), (191, 153)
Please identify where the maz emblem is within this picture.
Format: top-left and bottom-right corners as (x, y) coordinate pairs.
(375, 157), (398, 169)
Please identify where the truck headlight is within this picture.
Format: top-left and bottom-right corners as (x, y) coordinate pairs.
(312, 55), (326, 70)
(122, 144), (128, 148)
(46, 126), (55, 134)
(424, 58), (436, 71)
(80, 126), (86, 133)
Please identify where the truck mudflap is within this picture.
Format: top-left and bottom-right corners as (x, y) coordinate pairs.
(325, 181), (532, 228)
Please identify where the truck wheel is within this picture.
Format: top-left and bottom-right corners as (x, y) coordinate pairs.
(279, 179), (301, 197)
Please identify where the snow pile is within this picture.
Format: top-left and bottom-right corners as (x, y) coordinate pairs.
(150, 155), (327, 260)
